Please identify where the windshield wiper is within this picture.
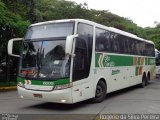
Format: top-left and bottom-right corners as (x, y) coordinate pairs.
(37, 42), (44, 77)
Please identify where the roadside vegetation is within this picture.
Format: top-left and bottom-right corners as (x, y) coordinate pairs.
(0, 0), (160, 85)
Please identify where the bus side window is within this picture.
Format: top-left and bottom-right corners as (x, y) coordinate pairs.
(135, 40), (140, 55)
(124, 37), (129, 54)
(95, 28), (106, 52)
(128, 38), (135, 55)
(118, 35), (125, 54)
(104, 31), (111, 52)
(139, 42), (143, 55)
(112, 33), (119, 53)
(146, 43), (155, 57)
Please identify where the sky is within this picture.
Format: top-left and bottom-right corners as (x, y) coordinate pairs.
(68, 0), (160, 28)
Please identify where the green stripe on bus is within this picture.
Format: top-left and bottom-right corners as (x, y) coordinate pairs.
(17, 77), (70, 86)
(17, 77), (25, 84)
(138, 57), (141, 65)
(136, 67), (139, 76)
(95, 53), (155, 67)
(95, 53), (101, 67)
(96, 53), (133, 67)
(147, 58), (155, 65)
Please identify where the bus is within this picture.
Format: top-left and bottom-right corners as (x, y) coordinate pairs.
(155, 49), (160, 77)
(8, 19), (156, 104)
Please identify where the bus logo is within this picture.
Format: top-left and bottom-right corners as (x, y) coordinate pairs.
(112, 70), (120, 75)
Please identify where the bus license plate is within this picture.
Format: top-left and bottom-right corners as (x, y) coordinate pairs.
(33, 94), (43, 98)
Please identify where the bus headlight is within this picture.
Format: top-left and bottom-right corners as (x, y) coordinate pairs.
(54, 83), (72, 90)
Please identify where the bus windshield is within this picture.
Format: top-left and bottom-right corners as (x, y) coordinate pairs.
(19, 22), (74, 80)
(25, 22), (74, 39)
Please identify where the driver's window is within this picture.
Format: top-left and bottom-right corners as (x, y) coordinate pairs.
(72, 39), (87, 81)
(72, 23), (93, 81)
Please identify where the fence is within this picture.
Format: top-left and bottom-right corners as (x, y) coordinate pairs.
(0, 67), (17, 86)
(0, 56), (18, 86)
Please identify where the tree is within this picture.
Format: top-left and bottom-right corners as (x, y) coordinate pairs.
(0, 1), (30, 67)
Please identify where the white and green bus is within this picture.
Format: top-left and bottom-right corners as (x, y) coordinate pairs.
(8, 19), (156, 104)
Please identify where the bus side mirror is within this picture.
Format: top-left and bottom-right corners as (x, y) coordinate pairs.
(65, 34), (78, 56)
(8, 38), (23, 57)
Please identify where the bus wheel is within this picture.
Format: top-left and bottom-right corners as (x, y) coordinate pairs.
(140, 75), (146, 88)
(92, 81), (106, 103)
(146, 74), (150, 85)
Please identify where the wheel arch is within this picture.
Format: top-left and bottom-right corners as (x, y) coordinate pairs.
(95, 77), (107, 93)
(92, 77), (107, 103)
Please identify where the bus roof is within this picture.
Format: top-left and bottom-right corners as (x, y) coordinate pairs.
(31, 19), (154, 45)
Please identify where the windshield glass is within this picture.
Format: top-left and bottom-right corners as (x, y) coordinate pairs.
(25, 22), (74, 39)
(19, 40), (70, 79)
(19, 22), (74, 80)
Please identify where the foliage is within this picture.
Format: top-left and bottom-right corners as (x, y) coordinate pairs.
(0, 0), (160, 61)
(0, 1), (30, 61)
(144, 26), (160, 50)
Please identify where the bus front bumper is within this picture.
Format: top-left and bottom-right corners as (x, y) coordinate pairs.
(17, 86), (73, 104)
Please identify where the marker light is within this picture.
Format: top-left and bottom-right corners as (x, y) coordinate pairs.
(61, 100), (66, 103)
(20, 95), (24, 99)
(17, 82), (25, 88)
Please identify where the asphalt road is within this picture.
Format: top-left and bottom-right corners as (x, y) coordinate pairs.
(0, 78), (160, 119)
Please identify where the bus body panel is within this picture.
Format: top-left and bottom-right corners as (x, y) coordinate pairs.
(94, 52), (155, 93)
(17, 86), (73, 103)
(71, 79), (94, 103)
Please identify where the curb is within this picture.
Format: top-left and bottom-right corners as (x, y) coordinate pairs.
(0, 86), (17, 91)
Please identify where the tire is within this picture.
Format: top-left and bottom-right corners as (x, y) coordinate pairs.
(146, 74), (150, 86)
(140, 75), (146, 88)
(92, 81), (107, 103)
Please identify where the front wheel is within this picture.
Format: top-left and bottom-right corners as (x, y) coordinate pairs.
(92, 81), (107, 103)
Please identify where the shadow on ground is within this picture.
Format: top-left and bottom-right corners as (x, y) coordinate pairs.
(23, 81), (158, 111)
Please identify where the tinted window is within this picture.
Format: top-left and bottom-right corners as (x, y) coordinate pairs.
(95, 28), (154, 57)
(118, 35), (126, 53)
(123, 36), (130, 54)
(96, 28), (108, 52)
(96, 28), (120, 53)
(111, 33), (119, 53)
(73, 23), (93, 81)
(145, 43), (155, 57)
(139, 41), (145, 55)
